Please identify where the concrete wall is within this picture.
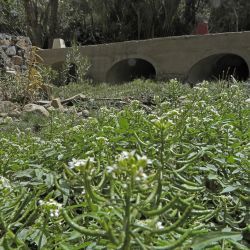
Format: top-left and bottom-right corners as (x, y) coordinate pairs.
(38, 32), (250, 84)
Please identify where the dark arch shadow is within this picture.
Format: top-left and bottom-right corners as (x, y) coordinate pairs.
(106, 58), (156, 83)
(187, 54), (249, 85)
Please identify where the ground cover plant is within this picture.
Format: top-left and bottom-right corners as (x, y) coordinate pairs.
(0, 80), (250, 249)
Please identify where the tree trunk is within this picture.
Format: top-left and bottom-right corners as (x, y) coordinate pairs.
(23, 0), (43, 47)
(48, 0), (59, 48)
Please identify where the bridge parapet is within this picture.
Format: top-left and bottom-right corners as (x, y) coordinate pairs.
(38, 32), (250, 84)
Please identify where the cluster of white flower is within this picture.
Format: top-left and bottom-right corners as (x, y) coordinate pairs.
(68, 125), (85, 133)
(117, 151), (135, 162)
(135, 167), (148, 182)
(166, 109), (180, 117)
(106, 165), (118, 173)
(68, 157), (95, 169)
(57, 154), (64, 160)
(155, 221), (164, 230)
(38, 199), (62, 218)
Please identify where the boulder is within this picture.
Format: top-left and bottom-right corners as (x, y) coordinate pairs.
(0, 34), (11, 40)
(6, 46), (16, 56)
(0, 40), (10, 46)
(12, 55), (23, 66)
(51, 98), (64, 110)
(82, 109), (90, 118)
(0, 47), (11, 68)
(23, 104), (50, 117)
(16, 38), (30, 51)
(62, 94), (87, 105)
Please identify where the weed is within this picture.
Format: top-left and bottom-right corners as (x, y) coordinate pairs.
(0, 80), (249, 249)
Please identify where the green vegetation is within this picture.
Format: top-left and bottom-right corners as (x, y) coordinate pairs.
(1, 0), (250, 48)
(0, 80), (249, 249)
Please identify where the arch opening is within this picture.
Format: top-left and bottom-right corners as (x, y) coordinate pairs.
(187, 54), (249, 84)
(106, 58), (156, 83)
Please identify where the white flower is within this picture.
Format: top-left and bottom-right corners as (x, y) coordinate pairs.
(50, 209), (60, 217)
(117, 151), (135, 162)
(68, 158), (95, 169)
(136, 155), (152, 165)
(135, 167), (148, 182)
(156, 221), (164, 230)
(38, 200), (44, 206)
(57, 154), (64, 160)
(96, 137), (108, 143)
(107, 165), (117, 173)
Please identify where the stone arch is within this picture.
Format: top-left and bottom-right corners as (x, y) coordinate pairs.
(187, 53), (249, 84)
(106, 58), (157, 83)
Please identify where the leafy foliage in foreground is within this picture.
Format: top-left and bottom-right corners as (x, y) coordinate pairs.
(0, 81), (250, 249)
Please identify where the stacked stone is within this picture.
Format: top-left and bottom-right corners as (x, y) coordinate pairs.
(0, 33), (32, 73)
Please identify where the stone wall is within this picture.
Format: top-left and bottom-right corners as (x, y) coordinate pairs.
(0, 33), (32, 73)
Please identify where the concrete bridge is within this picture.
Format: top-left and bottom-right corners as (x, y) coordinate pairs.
(38, 32), (250, 84)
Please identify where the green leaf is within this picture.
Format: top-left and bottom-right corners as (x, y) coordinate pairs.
(220, 185), (238, 194)
(14, 169), (34, 178)
(118, 117), (129, 130)
(29, 229), (47, 249)
(191, 231), (242, 250)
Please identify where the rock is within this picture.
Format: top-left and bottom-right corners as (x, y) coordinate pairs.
(20, 65), (28, 71)
(15, 38), (30, 50)
(23, 104), (50, 117)
(246, 98), (250, 104)
(0, 45), (8, 51)
(0, 101), (18, 113)
(6, 46), (16, 56)
(6, 70), (16, 75)
(0, 34), (11, 40)
(51, 98), (64, 110)
(17, 49), (24, 56)
(0, 40), (10, 46)
(62, 94), (88, 105)
(14, 65), (21, 71)
(35, 100), (51, 106)
(0, 47), (11, 68)
(82, 109), (90, 118)
(12, 55), (23, 65)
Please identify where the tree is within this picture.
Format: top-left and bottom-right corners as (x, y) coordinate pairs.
(22, 0), (59, 48)
(0, 0), (26, 34)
